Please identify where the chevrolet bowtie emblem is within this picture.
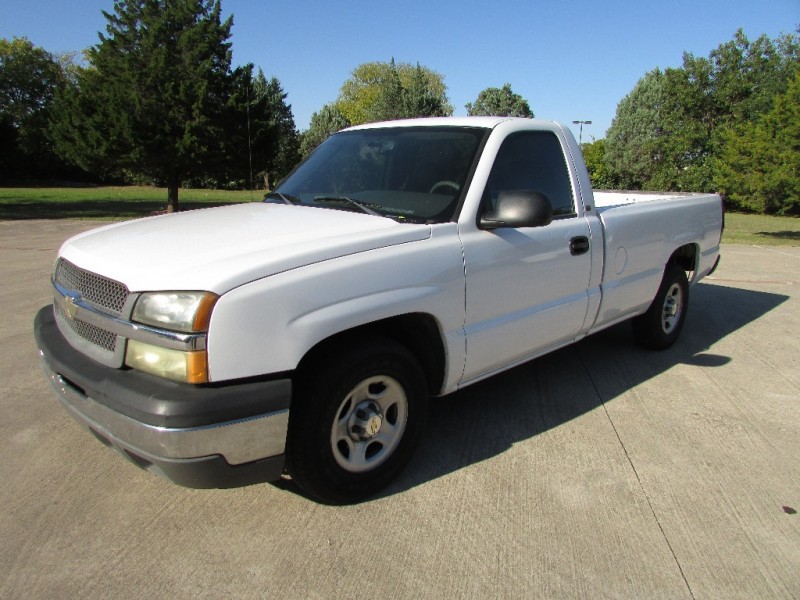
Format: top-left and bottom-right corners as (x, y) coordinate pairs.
(63, 294), (80, 320)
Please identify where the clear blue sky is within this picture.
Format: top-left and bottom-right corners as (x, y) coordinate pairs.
(1, 0), (797, 139)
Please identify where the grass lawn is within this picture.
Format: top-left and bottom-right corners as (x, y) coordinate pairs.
(722, 212), (800, 246)
(0, 186), (260, 220)
(1, 186), (798, 246)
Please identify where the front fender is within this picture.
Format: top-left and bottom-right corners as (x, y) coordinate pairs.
(206, 225), (466, 386)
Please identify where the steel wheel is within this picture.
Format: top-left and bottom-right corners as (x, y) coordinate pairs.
(660, 282), (684, 334)
(331, 375), (408, 473)
(286, 335), (428, 504)
(632, 263), (689, 350)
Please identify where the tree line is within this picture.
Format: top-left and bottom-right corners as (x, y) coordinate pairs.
(0, 1), (532, 212)
(584, 28), (799, 215)
(2, 1), (299, 212)
(1, 1), (797, 214)
(300, 68), (533, 156)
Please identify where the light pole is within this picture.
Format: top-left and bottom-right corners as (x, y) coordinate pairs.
(572, 120), (592, 144)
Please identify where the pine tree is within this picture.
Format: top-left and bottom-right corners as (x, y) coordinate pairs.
(51, 0), (236, 212)
(216, 67), (299, 190)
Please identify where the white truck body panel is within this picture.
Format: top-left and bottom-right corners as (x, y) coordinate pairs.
(59, 202), (427, 293)
(455, 119), (602, 385)
(458, 216), (594, 383)
(591, 191), (724, 331)
(208, 223), (468, 387)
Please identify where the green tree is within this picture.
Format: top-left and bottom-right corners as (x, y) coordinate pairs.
(213, 67), (299, 190)
(714, 71), (800, 215)
(368, 59), (404, 121)
(300, 103), (350, 157)
(258, 73), (300, 187)
(581, 139), (613, 189)
(651, 30), (798, 192)
(605, 69), (667, 189)
(648, 59), (716, 191)
(51, 0), (237, 212)
(605, 28), (799, 195)
(336, 59), (452, 125)
(0, 37), (69, 179)
(465, 83), (533, 118)
(710, 30), (798, 123)
(401, 63), (451, 119)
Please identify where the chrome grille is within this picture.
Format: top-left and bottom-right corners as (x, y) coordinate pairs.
(54, 258), (128, 315)
(55, 303), (117, 352)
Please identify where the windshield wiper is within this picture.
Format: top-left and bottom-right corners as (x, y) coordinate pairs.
(264, 192), (300, 205)
(313, 196), (382, 217)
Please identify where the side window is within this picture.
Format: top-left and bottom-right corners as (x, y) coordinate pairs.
(483, 131), (575, 218)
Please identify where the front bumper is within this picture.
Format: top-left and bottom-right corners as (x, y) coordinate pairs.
(34, 305), (291, 488)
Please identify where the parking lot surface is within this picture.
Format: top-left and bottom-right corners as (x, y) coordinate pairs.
(1, 219), (798, 599)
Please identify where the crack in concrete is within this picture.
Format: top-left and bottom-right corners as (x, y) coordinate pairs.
(578, 350), (697, 600)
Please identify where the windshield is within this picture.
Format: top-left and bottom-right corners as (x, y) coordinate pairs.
(271, 126), (487, 223)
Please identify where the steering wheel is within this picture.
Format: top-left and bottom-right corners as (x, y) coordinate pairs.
(429, 180), (460, 194)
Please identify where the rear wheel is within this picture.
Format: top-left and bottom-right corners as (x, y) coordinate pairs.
(632, 263), (689, 350)
(286, 336), (428, 504)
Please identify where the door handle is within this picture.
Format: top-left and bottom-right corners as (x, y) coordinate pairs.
(570, 236), (590, 256)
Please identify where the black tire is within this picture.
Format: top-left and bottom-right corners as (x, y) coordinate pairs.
(286, 335), (428, 504)
(632, 263), (689, 350)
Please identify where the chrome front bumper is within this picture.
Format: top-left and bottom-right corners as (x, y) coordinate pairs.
(43, 359), (289, 466)
(35, 305), (291, 488)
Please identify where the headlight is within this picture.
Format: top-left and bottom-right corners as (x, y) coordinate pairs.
(126, 340), (208, 383)
(127, 291), (217, 383)
(132, 291), (217, 332)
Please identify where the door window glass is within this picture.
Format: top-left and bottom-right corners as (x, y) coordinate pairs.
(483, 132), (575, 218)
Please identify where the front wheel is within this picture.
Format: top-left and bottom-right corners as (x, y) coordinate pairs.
(286, 336), (428, 504)
(632, 263), (689, 350)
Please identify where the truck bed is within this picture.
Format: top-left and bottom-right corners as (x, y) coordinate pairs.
(588, 189), (724, 334)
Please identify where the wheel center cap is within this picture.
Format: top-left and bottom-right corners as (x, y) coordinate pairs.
(366, 414), (382, 436)
(349, 401), (383, 440)
(665, 298), (677, 317)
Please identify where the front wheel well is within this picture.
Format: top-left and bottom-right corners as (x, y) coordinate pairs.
(295, 313), (446, 395)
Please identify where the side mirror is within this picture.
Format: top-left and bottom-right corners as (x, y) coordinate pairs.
(479, 190), (554, 229)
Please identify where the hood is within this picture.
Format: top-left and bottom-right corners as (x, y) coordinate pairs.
(59, 203), (431, 293)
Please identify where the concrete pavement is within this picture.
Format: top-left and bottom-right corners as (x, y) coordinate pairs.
(1, 219), (798, 599)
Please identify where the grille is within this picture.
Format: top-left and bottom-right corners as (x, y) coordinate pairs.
(55, 258), (129, 315)
(55, 303), (118, 352)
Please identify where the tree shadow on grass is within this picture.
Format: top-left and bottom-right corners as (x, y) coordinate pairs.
(756, 230), (800, 242)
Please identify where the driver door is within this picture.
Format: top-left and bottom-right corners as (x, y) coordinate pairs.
(460, 131), (593, 383)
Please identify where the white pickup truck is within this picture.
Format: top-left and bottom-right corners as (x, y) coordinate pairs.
(35, 116), (723, 503)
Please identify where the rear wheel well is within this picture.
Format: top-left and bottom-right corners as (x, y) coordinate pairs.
(295, 313), (446, 395)
(670, 244), (698, 275)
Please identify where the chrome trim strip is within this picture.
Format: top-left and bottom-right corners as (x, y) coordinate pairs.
(53, 280), (207, 351)
(43, 358), (288, 465)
